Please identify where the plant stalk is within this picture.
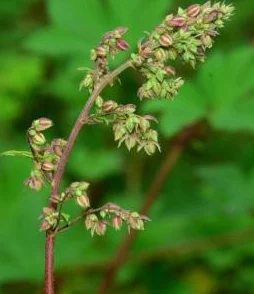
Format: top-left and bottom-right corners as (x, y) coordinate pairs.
(44, 60), (133, 294)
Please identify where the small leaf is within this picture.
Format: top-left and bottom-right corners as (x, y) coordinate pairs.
(1, 150), (33, 158)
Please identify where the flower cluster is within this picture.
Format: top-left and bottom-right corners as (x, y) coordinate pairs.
(131, 2), (234, 100)
(85, 202), (150, 236)
(24, 118), (66, 191)
(40, 207), (70, 231)
(53, 181), (91, 209)
(80, 27), (129, 91)
(89, 97), (160, 155)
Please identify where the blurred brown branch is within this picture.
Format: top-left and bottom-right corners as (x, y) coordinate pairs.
(95, 120), (203, 294)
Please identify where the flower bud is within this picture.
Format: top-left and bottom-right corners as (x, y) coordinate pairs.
(144, 143), (156, 155)
(170, 16), (186, 27)
(32, 132), (46, 145)
(165, 66), (176, 76)
(40, 220), (51, 231)
(113, 124), (126, 141)
(102, 100), (118, 113)
(76, 194), (90, 209)
(80, 73), (93, 89)
(90, 49), (97, 61)
(116, 39), (129, 51)
(187, 4), (201, 18)
(70, 181), (90, 191)
(204, 11), (219, 23)
(33, 118), (53, 132)
(154, 48), (168, 61)
(95, 221), (107, 236)
(97, 46), (107, 57)
(24, 176), (43, 191)
(115, 26), (128, 36)
(159, 34), (173, 47)
(105, 202), (121, 212)
(139, 117), (150, 132)
(41, 161), (55, 172)
(95, 96), (104, 108)
(85, 214), (98, 230)
(42, 207), (55, 216)
(112, 216), (123, 230)
(125, 135), (136, 151)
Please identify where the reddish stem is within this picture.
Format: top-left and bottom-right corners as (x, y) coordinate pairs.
(43, 60), (132, 294)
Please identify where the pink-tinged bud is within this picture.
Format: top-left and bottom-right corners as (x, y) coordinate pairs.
(32, 132), (46, 145)
(95, 221), (107, 236)
(170, 16), (186, 27)
(102, 100), (118, 113)
(76, 194), (90, 209)
(96, 46), (107, 57)
(24, 176), (43, 191)
(115, 27), (128, 36)
(159, 34), (173, 47)
(105, 202), (121, 212)
(40, 220), (51, 231)
(204, 11), (219, 23)
(143, 115), (158, 123)
(42, 207), (55, 216)
(41, 161), (55, 172)
(187, 4), (201, 18)
(33, 118), (53, 131)
(116, 39), (129, 51)
(112, 216), (123, 230)
(165, 66), (176, 76)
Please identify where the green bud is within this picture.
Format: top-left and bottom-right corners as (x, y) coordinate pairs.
(125, 136), (136, 151)
(125, 116), (139, 133)
(95, 96), (104, 108)
(113, 124), (126, 141)
(139, 117), (150, 132)
(90, 49), (97, 61)
(32, 132), (46, 145)
(144, 143), (156, 155)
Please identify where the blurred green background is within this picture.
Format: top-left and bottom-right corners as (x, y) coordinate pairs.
(1, 0), (254, 293)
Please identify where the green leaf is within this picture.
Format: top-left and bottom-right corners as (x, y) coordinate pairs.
(1, 150), (33, 158)
(24, 26), (91, 56)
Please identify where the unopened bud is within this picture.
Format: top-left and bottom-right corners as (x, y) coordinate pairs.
(32, 132), (46, 145)
(102, 100), (118, 113)
(154, 48), (168, 61)
(90, 49), (97, 61)
(144, 143), (156, 155)
(76, 194), (90, 209)
(95, 221), (107, 236)
(204, 11), (219, 23)
(187, 4), (201, 18)
(116, 39), (129, 51)
(159, 34), (173, 47)
(112, 216), (123, 230)
(115, 26), (128, 36)
(24, 176), (43, 191)
(33, 118), (53, 131)
(41, 161), (55, 172)
(97, 46), (107, 57)
(42, 207), (55, 216)
(125, 136), (136, 151)
(40, 220), (51, 231)
(170, 16), (186, 27)
(165, 66), (176, 76)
